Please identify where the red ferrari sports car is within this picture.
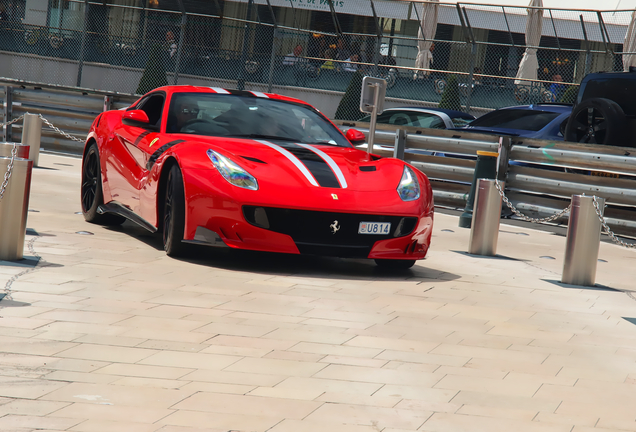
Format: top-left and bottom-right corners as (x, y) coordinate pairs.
(81, 86), (434, 269)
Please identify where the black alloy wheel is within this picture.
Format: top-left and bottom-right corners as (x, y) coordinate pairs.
(564, 97), (626, 145)
(81, 143), (124, 225)
(163, 164), (187, 257)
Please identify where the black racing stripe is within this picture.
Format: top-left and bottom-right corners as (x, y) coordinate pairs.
(146, 139), (185, 171)
(225, 89), (257, 97)
(134, 131), (151, 147)
(275, 142), (340, 188)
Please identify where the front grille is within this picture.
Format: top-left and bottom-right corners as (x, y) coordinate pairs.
(243, 206), (417, 257)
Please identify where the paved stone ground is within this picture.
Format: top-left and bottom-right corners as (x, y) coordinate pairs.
(1, 152), (636, 432)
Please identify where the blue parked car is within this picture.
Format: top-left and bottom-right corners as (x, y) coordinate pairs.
(458, 103), (572, 141)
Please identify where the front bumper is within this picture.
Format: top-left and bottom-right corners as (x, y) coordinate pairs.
(182, 168), (434, 260)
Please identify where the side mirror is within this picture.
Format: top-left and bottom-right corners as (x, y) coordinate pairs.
(346, 128), (366, 144)
(123, 110), (150, 126)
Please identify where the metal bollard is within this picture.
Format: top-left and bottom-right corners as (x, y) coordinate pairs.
(0, 142), (29, 159)
(562, 195), (604, 286)
(468, 178), (503, 256)
(0, 157), (34, 261)
(22, 113), (43, 167)
(459, 151), (499, 228)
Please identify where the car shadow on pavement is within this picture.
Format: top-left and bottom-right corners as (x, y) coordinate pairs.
(106, 222), (459, 281)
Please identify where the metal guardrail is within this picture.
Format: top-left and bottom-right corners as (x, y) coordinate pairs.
(2, 78), (635, 238)
(334, 120), (636, 238)
(1, 78), (137, 153)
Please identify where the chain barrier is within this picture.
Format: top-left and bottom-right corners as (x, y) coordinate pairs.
(0, 143), (18, 201)
(1, 113), (84, 200)
(592, 196), (636, 250)
(0, 113), (24, 201)
(495, 179), (571, 224)
(37, 114), (85, 143)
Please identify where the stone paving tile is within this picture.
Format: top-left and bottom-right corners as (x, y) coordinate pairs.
(156, 410), (280, 431)
(419, 412), (573, 432)
(49, 402), (174, 424)
(1, 153), (636, 431)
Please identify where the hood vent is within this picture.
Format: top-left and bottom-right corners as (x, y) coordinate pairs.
(360, 166), (376, 172)
(241, 156), (267, 164)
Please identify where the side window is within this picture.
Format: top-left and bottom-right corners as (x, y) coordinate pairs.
(388, 113), (412, 126)
(415, 114), (443, 129)
(137, 94), (164, 127)
(429, 117), (445, 129)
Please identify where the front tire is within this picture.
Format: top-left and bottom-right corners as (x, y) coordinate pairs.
(81, 143), (125, 226)
(375, 259), (416, 270)
(163, 164), (187, 257)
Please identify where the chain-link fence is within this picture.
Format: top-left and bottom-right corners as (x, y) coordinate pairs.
(1, 0), (635, 120)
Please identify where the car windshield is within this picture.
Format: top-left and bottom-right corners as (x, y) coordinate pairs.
(167, 93), (351, 147)
(469, 109), (560, 132)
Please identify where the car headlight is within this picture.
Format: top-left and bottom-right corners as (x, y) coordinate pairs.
(397, 165), (420, 201)
(207, 149), (258, 190)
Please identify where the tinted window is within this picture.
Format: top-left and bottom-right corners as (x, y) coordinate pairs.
(137, 94), (164, 127)
(361, 111), (446, 128)
(469, 109), (560, 131)
(451, 117), (473, 127)
(167, 93), (351, 147)
(581, 79), (635, 116)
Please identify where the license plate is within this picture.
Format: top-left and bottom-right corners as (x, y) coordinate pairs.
(358, 222), (391, 235)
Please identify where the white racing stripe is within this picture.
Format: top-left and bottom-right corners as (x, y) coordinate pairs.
(210, 87), (230, 94)
(250, 91), (269, 98)
(297, 143), (348, 189)
(256, 140), (319, 187)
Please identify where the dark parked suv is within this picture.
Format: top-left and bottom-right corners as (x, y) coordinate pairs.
(564, 71), (636, 147)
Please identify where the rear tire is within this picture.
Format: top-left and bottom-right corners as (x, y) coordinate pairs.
(375, 259), (416, 270)
(81, 143), (125, 226)
(163, 164), (187, 257)
(564, 97), (626, 145)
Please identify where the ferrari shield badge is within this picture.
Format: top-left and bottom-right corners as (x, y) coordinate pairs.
(149, 138), (160, 147)
(330, 220), (340, 234)
(331, 193), (338, 200)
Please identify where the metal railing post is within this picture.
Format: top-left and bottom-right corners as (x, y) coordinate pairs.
(237, 0), (255, 91)
(267, 28), (278, 94)
(579, 15), (592, 76)
(468, 178), (503, 256)
(461, 7), (476, 112)
(266, 0), (278, 94)
(0, 157), (33, 261)
(562, 195), (604, 286)
(394, 128), (406, 160)
(369, 0), (382, 76)
(497, 136), (511, 181)
(22, 113), (43, 167)
(2, 86), (12, 142)
(173, 0), (187, 85)
(103, 95), (113, 112)
(76, 0), (90, 87)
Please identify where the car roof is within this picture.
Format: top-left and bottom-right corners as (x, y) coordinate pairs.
(493, 104), (572, 114)
(384, 107), (475, 119)
(151, 85), (311, 107)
